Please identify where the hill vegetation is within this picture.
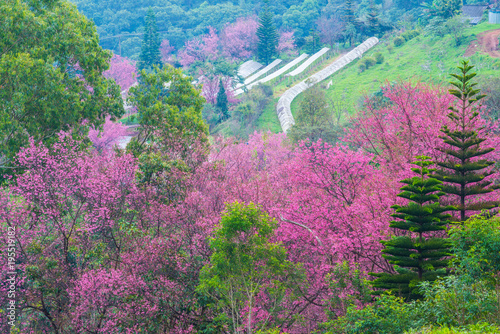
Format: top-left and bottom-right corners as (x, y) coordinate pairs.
(2, 0), (500, 333)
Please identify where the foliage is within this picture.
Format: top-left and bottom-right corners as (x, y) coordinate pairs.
(394, 36), (405, 47)
(323, 274), (500, 333)
(448, 215), (500, 289)
(358, 56), (377, 72)
(139, 8), (161, 71)
(221, 17), (259, 60)
(322, 293), (424, 334)
(431, 60), (500, 222)
(324, 262), (372, 318)
(0, 0), (123, 172)
(429, 0), (462, 19)
(197, 201), (305, 333)
(257, 0), (279, 65)
(374, 52), (384, 64)
(370, 157), (453, 300)
(288, 84), (340, 145)
(88, 118), (129, 152)
(216, 78), (229, 122)
(126, 65), (208, 197)
(443, 15), (469, 46)
(401, 29), (420, 41)
(419, 275), (500, 327)
(407, 323), (500, 334)
(103, 54), (137, 91)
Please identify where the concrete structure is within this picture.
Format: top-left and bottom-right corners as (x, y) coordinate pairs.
(276, 37), (379, 133)
(490, 10), (500, 24)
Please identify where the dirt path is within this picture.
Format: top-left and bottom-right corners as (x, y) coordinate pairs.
(464, 29), (500, 58)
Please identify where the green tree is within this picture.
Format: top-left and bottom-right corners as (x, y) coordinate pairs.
(449, 215), (500, 290)
(139, 8), (161, 71)
(197, 202), (305, 333)
(365, 1), (381, 36)
(127, 65), (208, 201)
(430, 0), (462, 19)
(257, 0), (278, 65)
(343, 0), (358, 27)
(0, 0), (123, 172)
(216, 78), (229, 122)
(288, 83), (339, 145)
(431, 60), (499, 222)
(370, 156), (454, 300)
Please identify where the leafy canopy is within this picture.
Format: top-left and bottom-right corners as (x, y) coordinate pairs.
(0, 0), (123, 171)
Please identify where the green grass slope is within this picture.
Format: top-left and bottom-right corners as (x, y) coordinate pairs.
(318, 23), (500, 116)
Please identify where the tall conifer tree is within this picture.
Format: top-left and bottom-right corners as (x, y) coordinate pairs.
(217, 78), (229, 122)
(366, 1), (380, 36)
(257, 0), (278, 65)
(343, 0), (358, 27)
(370, 156), (454, 300)
(431, 60), (500, 222)
(139, 8), (161, 71)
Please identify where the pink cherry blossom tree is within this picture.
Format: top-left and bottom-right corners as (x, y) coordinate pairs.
(160, 39), (175, 63)
(103, 54), (137, 91)
(221, 17), (259, 60)
(200, 75), (239, 105)
(277, 30), (297, 55)
(178, 27), (220, 67)
(88, 118), (129, 151)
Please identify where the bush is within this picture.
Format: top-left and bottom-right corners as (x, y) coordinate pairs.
(364, 57), (376, 67)
(448, 215), (500, 287)
(406, 322), (500, 334)
(374, 52), (384, 64)
(394, 36), (405, 47)
(418, 276), (500, 327)
(321, 293), (425, 334)
(358, 62), (367, 72)
(322, 275), (500, 333)
(401, 30), (420, 41)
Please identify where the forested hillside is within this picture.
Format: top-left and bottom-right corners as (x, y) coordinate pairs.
(2, 0), (500, 333)
(70, 0), (422, 59)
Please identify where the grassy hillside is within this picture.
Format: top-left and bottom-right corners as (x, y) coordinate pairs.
(318, 23), (500, 117)
(254, 22), (500, 133)
(319, 23), (500, 116)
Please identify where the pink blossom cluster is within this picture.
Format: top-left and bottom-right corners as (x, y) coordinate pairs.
(199, 75), (239, 105)
(103, 54), (137, 91)
(1, 82), (499, 332)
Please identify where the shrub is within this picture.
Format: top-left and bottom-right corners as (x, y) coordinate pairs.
(406, 322), (500, 334)
(401, 30), (420, 41)
(321, 293), (425, 334)
(418, 276), (500, 327)
(448, 215), (500, 287)
(374, 52), (384, 64)
(364, 57), (376, 67)
(394, 36), (405, 47)
(358, 61), (367, 73)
